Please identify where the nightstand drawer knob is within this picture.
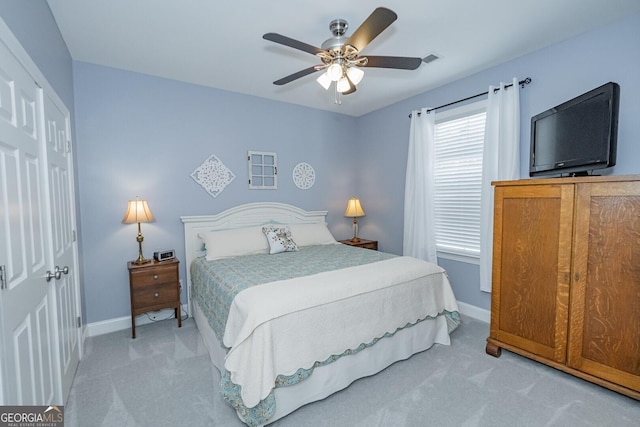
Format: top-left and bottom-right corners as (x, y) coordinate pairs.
(154, 292), (159, 298)
(153, 274), (158, 280)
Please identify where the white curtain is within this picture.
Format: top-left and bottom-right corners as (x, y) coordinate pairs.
(480, 78), (521, 292)
(403, 108), (437, 263)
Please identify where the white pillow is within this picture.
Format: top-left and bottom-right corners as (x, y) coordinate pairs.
(288, 222), (338, 247)
(199, 226), (269, 260)
(262, 225), (299, 254)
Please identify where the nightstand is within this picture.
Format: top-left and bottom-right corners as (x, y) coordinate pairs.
(339, 238), (378, 251)
(128, 258), (181, 338)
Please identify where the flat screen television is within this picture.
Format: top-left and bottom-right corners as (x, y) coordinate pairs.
(529, 82), (620, 177)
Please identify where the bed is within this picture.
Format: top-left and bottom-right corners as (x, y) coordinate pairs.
(181, 202), (460, 426)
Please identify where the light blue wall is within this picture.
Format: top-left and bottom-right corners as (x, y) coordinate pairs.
(0, 1), (74, 109)
(3, 2), (639, 322)
(357, 13), (640, 310)
(72, 63), (358, 322)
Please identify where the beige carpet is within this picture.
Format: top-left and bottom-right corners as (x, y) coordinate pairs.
(64, 315), (639, 426)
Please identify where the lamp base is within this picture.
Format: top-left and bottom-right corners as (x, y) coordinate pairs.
(349, 237), (361, 243)
(132, 232), (150, 264)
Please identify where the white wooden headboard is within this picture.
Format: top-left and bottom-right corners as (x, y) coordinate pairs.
(180, 202), (328, 312)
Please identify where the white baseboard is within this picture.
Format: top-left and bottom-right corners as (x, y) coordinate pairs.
(86, 301), (489, 338)
(456, 301), (490, 323)
(85, 307), (186, 337)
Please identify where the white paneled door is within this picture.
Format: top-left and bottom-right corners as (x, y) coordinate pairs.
(0, 37), (57, 405)
(42, 91), (81, 401)
(0, 26), (81, 406)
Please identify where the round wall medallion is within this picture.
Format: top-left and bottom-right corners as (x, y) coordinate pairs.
(292, 162), (315, 189)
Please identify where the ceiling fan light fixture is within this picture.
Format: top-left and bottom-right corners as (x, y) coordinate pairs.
(327, 63), (343, 81)
(316, 71), (332, 90)
(264, 8), (423, 103)
(346, 66), (364, 86)
(336, 76), (351, 93)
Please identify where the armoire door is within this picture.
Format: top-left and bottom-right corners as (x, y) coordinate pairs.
(489, 183), (574, 363)
(42, 91), (81, 402)
(0, 37), (58, 405)
(568, 181), (640, 393)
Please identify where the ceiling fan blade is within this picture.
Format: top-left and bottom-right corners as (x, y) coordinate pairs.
(363, 56), (422, 70)
(344, 7), (397, 52)
(263, 33), (323, 55)
(273, 66), (320, 86)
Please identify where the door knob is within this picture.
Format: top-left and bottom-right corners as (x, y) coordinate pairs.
(45, 269), (61, 282)
(45, 266), (69, 282)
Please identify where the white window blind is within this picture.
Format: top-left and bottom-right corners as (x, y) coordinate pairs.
(434, 102), (486, 261)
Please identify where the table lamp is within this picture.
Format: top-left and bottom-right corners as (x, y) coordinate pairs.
(344, 197), (365, 242)
(122, 196), (155, 264)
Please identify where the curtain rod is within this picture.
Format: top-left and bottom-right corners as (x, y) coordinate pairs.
(409, 77), (532, 118)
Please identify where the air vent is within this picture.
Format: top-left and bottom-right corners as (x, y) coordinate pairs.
(422, 53), (440, 64)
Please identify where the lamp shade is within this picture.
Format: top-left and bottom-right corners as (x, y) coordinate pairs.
(316, 71), (332, 90)
(326, 63), (343, 81)
(344, 197), (365, 217)
(122, 197), (155, 224)
(346, 66), (364, 86)
(336, 76), (351, 93)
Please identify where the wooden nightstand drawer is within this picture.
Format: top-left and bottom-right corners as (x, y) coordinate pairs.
(134, 282), (178, 306)
(130, 266), (177, 288)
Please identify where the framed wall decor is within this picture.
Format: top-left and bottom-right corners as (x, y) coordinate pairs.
(191, 153), (235, 198)
(248, 151), (277, 189)
(292, 162), (315, 189)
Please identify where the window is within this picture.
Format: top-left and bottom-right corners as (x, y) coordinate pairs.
(248, 151), (277, 189)
(433, 101), (487, 263)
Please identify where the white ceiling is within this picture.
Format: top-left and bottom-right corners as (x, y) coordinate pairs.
(46, 0), (640, 117)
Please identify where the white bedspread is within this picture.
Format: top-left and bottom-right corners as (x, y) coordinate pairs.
(223, 256), (459, 408)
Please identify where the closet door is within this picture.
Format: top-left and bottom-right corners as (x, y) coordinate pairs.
(0, 39), (58, 405)
(42, 92), (81, 401)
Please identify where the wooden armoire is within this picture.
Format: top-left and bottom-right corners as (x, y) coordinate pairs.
(486, 175), (640, 400)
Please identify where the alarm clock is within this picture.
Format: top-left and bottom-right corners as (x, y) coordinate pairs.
(153, 249), (175, 262)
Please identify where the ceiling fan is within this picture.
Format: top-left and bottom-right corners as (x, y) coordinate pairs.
(263, 7), (422, 102)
